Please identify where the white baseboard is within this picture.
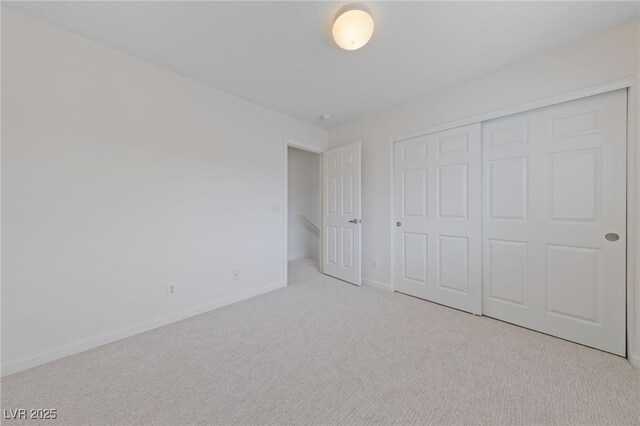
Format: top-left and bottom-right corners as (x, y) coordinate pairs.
(288, 253), (305, 261)
(630, 353), (640, 369)
(1, 282), (285, 377)
(362, 277), (393, 292)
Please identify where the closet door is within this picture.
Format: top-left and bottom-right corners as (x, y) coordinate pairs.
(393, 124), (482, 314)
(482, 89), (626, 355)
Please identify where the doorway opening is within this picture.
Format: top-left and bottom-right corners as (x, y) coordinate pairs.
(286, 146), (321, 279)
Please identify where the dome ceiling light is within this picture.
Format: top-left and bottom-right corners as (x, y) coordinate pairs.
(332, 4), (375, 51)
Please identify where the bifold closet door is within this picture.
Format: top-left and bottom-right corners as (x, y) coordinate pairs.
(394, 124), (481, 314)
(482, 89), (627, 355)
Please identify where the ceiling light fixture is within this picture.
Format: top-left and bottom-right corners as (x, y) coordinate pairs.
(332, 4), (374, 51)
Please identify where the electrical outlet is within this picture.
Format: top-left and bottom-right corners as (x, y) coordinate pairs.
(233, 270), (240, 280)
(370, 259), (378, 270)
(271, 204), (281, 213)
(167, 283), (177, 297)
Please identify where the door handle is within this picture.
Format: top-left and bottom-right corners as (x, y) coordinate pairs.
(605, 233), (620, 242)
(348, 219), (361, 224)
(396, 221), (401, 227)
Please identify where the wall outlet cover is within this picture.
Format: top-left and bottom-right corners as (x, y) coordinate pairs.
(167, 283), (177, 297)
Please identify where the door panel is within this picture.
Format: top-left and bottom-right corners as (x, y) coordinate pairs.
(394, 123), (482, 314)
(437, 164), (468, 218)
(482, 89), (626, 355)
(487, 157), (528, 220)
(487, 239), (528, 305)
(404, 232), (428, 284)
(322, 142), (361, 285)
(437, 235), (468, 293)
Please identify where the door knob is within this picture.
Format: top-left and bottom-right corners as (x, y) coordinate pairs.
(396, 221), (402, 227)
(348, 219), (361, 224)
(605, 233), (619, 242)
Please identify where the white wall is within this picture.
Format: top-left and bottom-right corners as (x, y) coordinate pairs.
(287, 147), (320, 262)
(328, 19), (640, 365)
(0, 9), (327, 375)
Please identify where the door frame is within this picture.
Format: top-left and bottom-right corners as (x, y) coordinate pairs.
(389, 76), (638, 366)
(283, 137), (324, 287)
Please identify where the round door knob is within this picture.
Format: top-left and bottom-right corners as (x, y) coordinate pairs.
(396, 221), (402, 227)
(605, 233), (619, 242)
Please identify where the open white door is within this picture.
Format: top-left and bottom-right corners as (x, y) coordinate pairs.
(322, 142), (362, 285)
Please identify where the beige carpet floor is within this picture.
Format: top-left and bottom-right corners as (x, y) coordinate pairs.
(2, 258), (640, 425)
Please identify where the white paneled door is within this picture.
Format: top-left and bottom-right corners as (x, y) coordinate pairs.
(394, 124), (482, 314)
(322, 142), (362, 286)
(482, 90), (627, 355)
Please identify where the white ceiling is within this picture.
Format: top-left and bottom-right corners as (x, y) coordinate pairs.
(5, 1), (639, 129)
